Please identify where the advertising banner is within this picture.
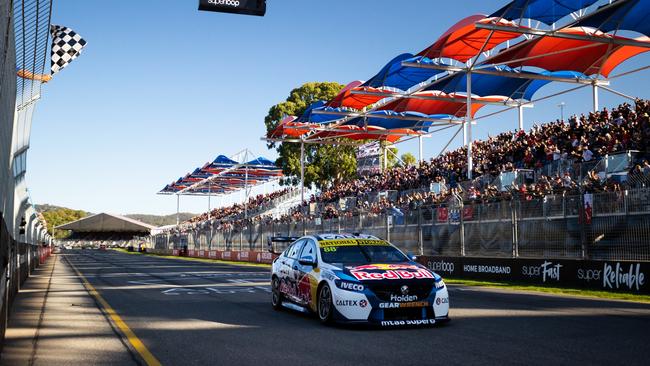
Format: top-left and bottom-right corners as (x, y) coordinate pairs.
(356, 142), (381, 176)
(418, 256), (649, 294)
(584, 193), (593, 224)
(173, 250), (277, 264)
(437, 207), (448, 222)
(198, 0), (266, 16)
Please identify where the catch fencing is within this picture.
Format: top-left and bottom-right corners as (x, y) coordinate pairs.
(149, 187), (650, 262)
(0, 0), (54, 350)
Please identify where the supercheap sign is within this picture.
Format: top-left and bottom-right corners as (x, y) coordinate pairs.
(198, 0), (266, 16)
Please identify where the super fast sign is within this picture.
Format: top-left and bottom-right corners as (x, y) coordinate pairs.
(198, 0), (266, 16)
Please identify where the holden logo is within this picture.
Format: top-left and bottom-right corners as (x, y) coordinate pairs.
(400, 285), (409, 295)
(391, 285), (417, 302)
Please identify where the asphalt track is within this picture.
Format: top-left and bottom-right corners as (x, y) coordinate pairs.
(59, 250), (650, 366)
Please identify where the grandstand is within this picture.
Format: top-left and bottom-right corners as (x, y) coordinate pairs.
(152, 100), (650, 261)
(150, 0), (650, 264)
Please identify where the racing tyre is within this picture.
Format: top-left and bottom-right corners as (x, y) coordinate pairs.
(318, 283), (334, 324)
(271, 276), (283, 310)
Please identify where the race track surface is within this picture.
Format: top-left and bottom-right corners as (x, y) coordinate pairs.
(61, 250), (650, 366)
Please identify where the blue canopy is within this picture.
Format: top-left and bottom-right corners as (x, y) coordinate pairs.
(491, 0), (599, 25)
(297, 101), (334, 123)
(190, 168), (211, 179)
(363, 54), (446, 91)
(574, 0), (650, 37)
(524, 70), (588, 100)
(424, 66), (589, 101)
(299, 106), (352, 123)
(212, 155), (238, 166)
(344, 111), (455, 131)
(245, 157), (277, 167)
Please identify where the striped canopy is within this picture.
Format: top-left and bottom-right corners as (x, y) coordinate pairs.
(159, 155), (282, 196)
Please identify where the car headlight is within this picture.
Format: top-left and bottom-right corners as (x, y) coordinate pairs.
(434, 280), (445, 289)
(334, 279), (365, 292)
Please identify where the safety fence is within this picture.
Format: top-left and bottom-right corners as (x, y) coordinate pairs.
(149, 187), (650, 262)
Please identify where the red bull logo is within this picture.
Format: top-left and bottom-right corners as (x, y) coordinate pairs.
(350, 268), (434, 281)
(352, 264), (421, 271)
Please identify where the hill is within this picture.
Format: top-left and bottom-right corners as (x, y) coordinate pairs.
(34, 204), (90, 239)
(125, 213), (195, 227)
(34, 204), (196, 238)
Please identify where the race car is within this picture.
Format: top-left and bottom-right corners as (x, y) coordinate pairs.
(269, 233), (449, 326)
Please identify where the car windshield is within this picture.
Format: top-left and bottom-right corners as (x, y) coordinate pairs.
(319, 239), (409, 264)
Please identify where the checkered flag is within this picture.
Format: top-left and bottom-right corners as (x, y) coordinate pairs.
(50, 25), (87, 75)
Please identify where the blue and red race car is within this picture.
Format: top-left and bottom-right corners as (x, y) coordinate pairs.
(269, 233), (449, 326)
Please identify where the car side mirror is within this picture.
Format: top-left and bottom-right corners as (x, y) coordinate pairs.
(407, 252), (417, 261)
(299, 256), (317, 267)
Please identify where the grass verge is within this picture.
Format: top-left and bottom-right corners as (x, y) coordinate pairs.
(445, 278), (650, 303)
(111, 248), (271, 268)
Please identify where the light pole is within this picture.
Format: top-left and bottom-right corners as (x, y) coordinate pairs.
(558, 102), (566, 121)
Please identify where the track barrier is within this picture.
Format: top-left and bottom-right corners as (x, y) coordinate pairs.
(0, 217), (52, 351)
(150, 248), (277, 264)
(418, 255), (649, 294)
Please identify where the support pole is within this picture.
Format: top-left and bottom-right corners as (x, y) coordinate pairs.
(592, 82), (599, 113)
(466, 71), (473, 180)
(300, 141), (305, 203)
(418, 135), (423, 166)
(244, 163), (249, 219)
(207, 185), (212, 249)
(381, 142), (388, 172)
(207, 185), (211, 220)
(176, 194), (180, 226)
(518, 104), (524, 131)
(462, 121), (468, 146)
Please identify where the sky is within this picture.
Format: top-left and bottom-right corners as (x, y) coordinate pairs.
(26, 0), (650, 216)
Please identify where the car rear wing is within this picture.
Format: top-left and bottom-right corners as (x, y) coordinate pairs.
(267, 236), (301, 255)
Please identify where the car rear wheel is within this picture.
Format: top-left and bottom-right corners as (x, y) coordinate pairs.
(318, 284), (334, 324)
(271, 277), (283, 310)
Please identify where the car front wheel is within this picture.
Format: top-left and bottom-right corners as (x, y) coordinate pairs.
(318, 283), (334, 324)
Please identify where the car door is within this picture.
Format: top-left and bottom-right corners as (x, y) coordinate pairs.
(295, 239), (318, 308)
(281, 239), (304, 304)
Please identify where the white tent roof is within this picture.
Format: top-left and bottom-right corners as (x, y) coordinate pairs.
(55, 213), (156, 233)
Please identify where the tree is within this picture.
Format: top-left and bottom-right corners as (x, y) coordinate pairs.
(264, 82), (358, 189)
(39, 207), (88, 239)
(400, 152), (417, 167)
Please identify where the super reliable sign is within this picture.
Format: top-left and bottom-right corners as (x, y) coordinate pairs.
(198, 0), (266, 16)
(420, 256), (649, 294)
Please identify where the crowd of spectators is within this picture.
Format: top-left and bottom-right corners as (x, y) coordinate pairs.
(186, 188), (294, 224)
(167, 100), (650, 233)
(311, 100), (650, 215)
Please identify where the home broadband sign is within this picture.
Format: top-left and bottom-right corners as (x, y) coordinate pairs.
(198, 0), (266, 16)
